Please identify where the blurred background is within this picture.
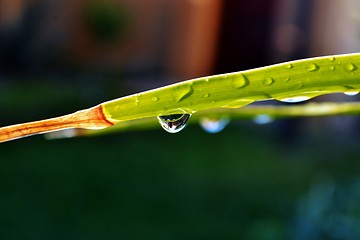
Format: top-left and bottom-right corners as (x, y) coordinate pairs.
(1, 0), (360, 239)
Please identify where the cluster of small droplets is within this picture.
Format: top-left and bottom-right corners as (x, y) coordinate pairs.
(156, 58), (360, 133)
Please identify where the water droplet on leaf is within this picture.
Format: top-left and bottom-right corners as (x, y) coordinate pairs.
(157, 114), (191, 133)
(329, 66), (335, 71)
(329, 57), (335, 61)
(307, 63), (319, 72)
(199, 117), (230, 133)
(262, 78), (274, 86)
(344, 63), (357, 72)
(173, 84), (194, 102)
(230, 74), (248, 89)
(253, 114), (274, 125)
(344, 91), (359, 96)
(223, 99), (254, 108)
(279, 96), (311, 103)
(285, 64), (293, 69)
(292, 83), (304, 90)
(151, 96), (159, 102)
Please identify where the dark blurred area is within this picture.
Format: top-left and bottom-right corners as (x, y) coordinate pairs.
(1, 0), (360, 239)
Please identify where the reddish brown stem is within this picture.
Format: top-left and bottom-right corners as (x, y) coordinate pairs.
(0, 105), (113, 143)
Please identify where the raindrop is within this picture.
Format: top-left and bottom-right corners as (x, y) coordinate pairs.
(204, 93), (210, 98)
(230, 73), (248, 89)
(173, 84), (194, 102)
(157, 113), (191, 133)
(253, 114), (274, 125)
(262, 77), (274, 86)
(329, 57), (335, 62)
(344, 91), (359, 96)
(278, 96), (311, 103)
(199, 117), (230, 134)
(151, 96), (159, 102)
(285, 77), (291, 82)
(344, 63), (357, 72)
(307, 63), (319, 72)
(285, 64), (293, 69)
(329, 66), (335, 71)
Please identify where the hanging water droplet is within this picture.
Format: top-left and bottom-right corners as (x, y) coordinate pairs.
(157, 113), (191, 133)
(344, 63), (357, 72)
(199, 117), (230, 134)
(253, 114), (274, 125)
(285, 64), (293, 69)
(45, 129), (80, 139)
(307, 63), (319, 72)
(278, 96), (311, 103)
(344, 91), (359, 96)
(230, 73), (248, 89)
(173, 84), (194, 102)
(151, 96), (159, 102)
(262, 77), (274, 86)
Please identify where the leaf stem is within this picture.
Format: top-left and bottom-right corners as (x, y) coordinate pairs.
(0, 106), (113, 143)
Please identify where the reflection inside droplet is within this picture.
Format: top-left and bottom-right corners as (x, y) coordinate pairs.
(199, 117), (230, 134)
(157, 113), (191, 133)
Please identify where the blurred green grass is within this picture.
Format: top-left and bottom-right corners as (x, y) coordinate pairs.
(0, 121), (360, 239)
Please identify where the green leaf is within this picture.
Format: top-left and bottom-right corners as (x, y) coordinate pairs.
(101, 53), (360, 122)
